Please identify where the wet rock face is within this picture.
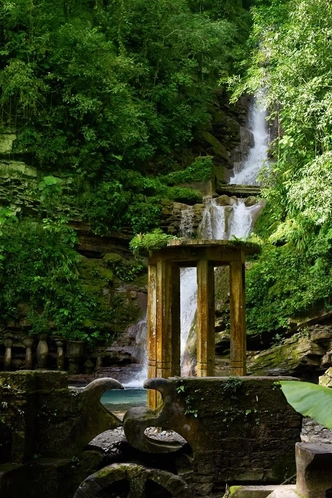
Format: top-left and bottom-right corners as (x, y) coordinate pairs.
(247, 325), (332, 380)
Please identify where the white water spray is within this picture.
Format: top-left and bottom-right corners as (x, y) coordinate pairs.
(124, 318), (148, 387)
(230, 95), (269, 185)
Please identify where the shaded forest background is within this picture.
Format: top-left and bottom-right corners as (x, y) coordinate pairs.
(1, 0), (332, 346)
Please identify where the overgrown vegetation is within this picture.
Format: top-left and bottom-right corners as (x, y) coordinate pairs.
(231, 0), (332, 335)
(0, 210), (116, 342)
(0, 1), (255, 342)
(5, 0), (332, 344)
(0, 0), (251, 176)
(129, 229), (177, 256)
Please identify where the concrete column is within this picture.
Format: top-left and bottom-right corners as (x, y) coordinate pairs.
(23, 337), (34, 369)
(148, 262), (180, 409)
(147, 263), (158, 408)
(67, 340), (84, 374)
(196, 260), (215, 376)
(36, 334), (49, 369)
(170, 264), (180, 377)
(96, 355), (103, 370)
(56, 340), (65, 370)
(229, 260), (246, 375)
(3, 336), (13, 371)
(155, 260), (172, 380)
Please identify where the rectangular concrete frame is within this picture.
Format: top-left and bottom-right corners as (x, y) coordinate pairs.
(147, 240), (260, 408)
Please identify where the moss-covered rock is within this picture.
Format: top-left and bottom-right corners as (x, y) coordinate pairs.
(247, 332), (328, 377)
(103, 252), (144, 282)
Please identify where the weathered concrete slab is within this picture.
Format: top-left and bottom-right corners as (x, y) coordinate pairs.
(226, 485), (297, 498)
(296, 442), (332, 498)
(216, 184), (261, 197)
(266, 486), (298, 497)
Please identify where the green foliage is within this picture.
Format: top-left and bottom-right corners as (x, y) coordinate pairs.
(175, 380), (199, 417)
(0, 215), (115, 342)
(0, 0), (251, 176)
(228, 0), (332, 335)
(246, 229), (332, 334)
(81, 180), (131, 234)
(129, 229), (177, 256)
(221, 376), (243, 394)
(166, 187), (202, 204)
(160, 157), (214, 185)
(280, 380), (332, 429)
(124, 199), (162, 234)
(103, 253), (145, 282)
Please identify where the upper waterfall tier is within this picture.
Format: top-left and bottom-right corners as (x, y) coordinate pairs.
(230, 95), (269, 186)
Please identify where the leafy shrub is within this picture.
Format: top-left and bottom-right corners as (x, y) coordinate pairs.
(167, 187), (202, 204)
(129, 229), (177, 256)
(124, 199), (162, 234)
(159, 157), (214, 186)
(82, 181), (131, 234)
(103, 253), (145, 282)
(0, 215), (115, 342)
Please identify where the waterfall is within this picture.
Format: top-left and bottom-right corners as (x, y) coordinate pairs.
(127, 95), (268, 382)
(179, 95), (268, 373)
(179, 205), (195, 238)
(124, 318), (148, 387)
(230, 95), (269, 185)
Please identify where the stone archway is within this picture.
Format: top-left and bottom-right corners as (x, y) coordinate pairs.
(73, 463), (188, 498)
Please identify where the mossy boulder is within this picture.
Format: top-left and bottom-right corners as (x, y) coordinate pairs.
(247, 331), (329, 377)
(200, 131), (229, 161)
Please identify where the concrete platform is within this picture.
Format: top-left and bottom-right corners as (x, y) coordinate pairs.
(266, 486), (299, 497)
(227, 485), (298, 497)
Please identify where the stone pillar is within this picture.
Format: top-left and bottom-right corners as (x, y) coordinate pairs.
(196, 260), (215, 376)
(23, 336), (34, 370)
(96, 355), (103, 370)
(55, 340), (65, 370)
(147, 263), (157, 408)
(296, 442), (332, 498)
(147, 264), (157, 377)
(3, 335), (13, 371)
(37, 334), (49, 369)
(67, 340), (84, 374)
(229, 259), (246, 375)
(155, 260), (173, 380)
(147, 261), (180, 409)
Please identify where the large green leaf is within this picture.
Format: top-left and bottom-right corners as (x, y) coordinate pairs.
(280, 380), (332, 429)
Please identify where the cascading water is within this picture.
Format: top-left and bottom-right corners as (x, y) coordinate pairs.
(179, 205), (195, 238)
(125, 94), (269, 382)
(230, 94), (269, 185)
(179, 96), (269, 372)
(124, 318), (147, 387)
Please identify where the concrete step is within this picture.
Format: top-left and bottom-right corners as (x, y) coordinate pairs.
(266, 486), (298, 497)
(226, 485), (298, 498)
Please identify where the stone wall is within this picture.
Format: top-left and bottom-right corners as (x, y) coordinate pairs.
(124, 376), (302, 497)
(0, 370), (122, 498)
(0, 372), (302, 498)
